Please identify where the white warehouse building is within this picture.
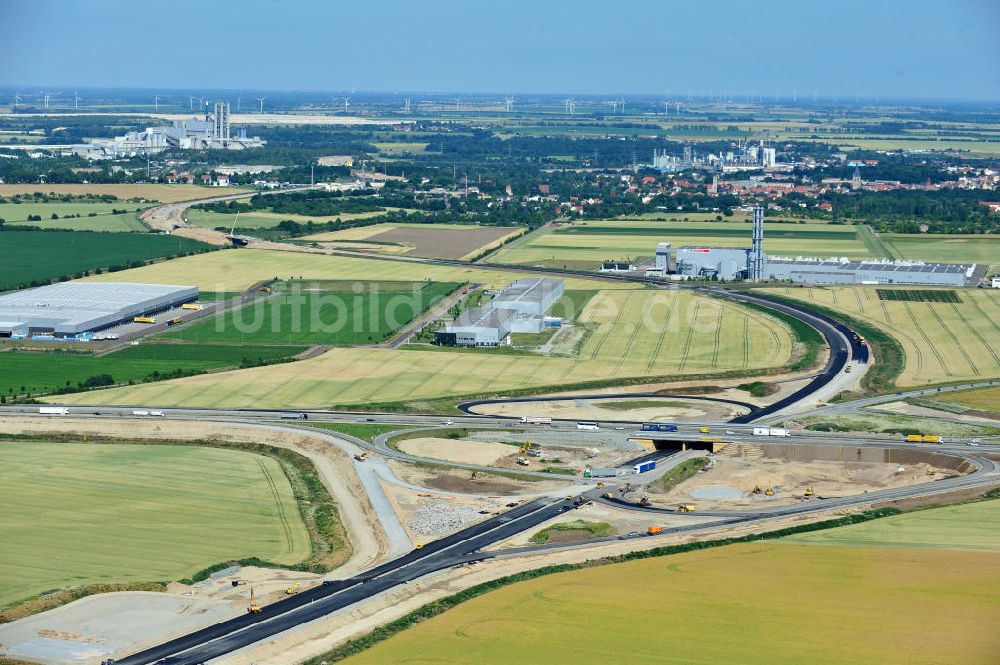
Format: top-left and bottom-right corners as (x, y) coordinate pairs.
(439, 306), (514, 347)
(491, 278), (564, 316)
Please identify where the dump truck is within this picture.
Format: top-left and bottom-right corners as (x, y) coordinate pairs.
(516, 457), (530, 466)
(647, 526), (663, 535)
(677, 504), (696, 513)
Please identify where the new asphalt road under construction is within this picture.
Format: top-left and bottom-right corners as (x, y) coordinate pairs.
(6, 281), (993, 665)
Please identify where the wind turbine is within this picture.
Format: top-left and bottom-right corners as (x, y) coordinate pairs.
(43, 92), (51, 109)
(256, 97), (266, 113)
(403, 98), (411, 113)
(189, 95), (196, 110)
(73, 91), (80, 110)
(504, 95), (514, 113)
(13, 91), (22, 112)
(662, 100), (669, 116)
(153, 95), (160, 111)
(562, 98), (576, 114)
(616, 97), (625, 114)
(343, 96), (351, 112)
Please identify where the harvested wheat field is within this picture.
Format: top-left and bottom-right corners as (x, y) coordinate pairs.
(55, 289), (794, 408)
(766, 286), (1000, 385)
(0, 183), (249, 202)
(338, 538), (1000, 665)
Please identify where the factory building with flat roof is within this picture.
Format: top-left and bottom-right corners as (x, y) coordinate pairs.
(436, 306), (514, 347)
(0, 282), (198, 339)
(435, 277), (565, 346)
(659, 206), (977, 286)
(491, 278), (565, 316)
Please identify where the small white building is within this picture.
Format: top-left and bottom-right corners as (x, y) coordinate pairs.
(992, 275), (1000, 288)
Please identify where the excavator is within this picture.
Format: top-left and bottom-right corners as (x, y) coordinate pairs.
(636, 496), (651, 507)
(764, 483), (775, 497)
(804, 485), (814, 497)
(285, 582), (301, 595)
(247, 587), (261, 614)
(677, 504), (696, 513)
(354, 451), (368, 462)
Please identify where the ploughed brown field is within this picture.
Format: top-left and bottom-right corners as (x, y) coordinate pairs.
(367, 225), (520, 259)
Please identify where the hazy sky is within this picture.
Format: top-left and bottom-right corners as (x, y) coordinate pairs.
(1, 0), (998, 100)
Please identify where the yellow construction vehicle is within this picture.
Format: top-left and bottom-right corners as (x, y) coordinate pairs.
(699, 427), (711, 434)
(751, 484), (762, 495)
(764, 483), (775, 496)
(602, 492), (614, 499)
(596, 482), (605, 489)
(518, 440), (532, 454)
(285, 582), (301, 595)
(677, 504), (696, 513)
(354, 451), (368, 462)
(247, 587), (261, 614)
(804, 486), (814, 497)
(415, 543), (424, 549)
(637, 496), (651, 507)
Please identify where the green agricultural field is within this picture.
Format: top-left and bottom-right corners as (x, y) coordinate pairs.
(766, 286), (1000, 385)
(80, 247), (634, 292)
(0, 201), (150, 232)
(0, 231), (214, 291)
(935, 386), (1000, 414)
(337, 539), (1000, 665)
(488, 220), (873, 268)
(56, 288), (795, 408)
(0, 343), (304, 397)
(160, 281), (459, 346)
(882, 233), (1000, 268)
(785, 499), (1000, 551)
(0, 441), (310, 609)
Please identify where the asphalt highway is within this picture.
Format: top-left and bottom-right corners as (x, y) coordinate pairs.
(115, 495), (587, 665)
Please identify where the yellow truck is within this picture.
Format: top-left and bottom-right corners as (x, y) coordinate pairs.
(905, 434), (923, 443)
(133, 316), (155, 323)
(181, 303), (202, 311)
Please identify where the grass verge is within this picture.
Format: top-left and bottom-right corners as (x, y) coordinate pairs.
(530, 520), (616, 544)
(652, 458), (708, 492)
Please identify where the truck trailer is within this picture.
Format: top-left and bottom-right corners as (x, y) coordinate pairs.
(38, 407), (70, 415)
(753, 427), (790, 437)
(633, 460), (656, 474)
(521, 416), (552, 425)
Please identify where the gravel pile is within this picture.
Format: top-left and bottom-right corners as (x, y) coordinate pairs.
(408, 501), (486, 535)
